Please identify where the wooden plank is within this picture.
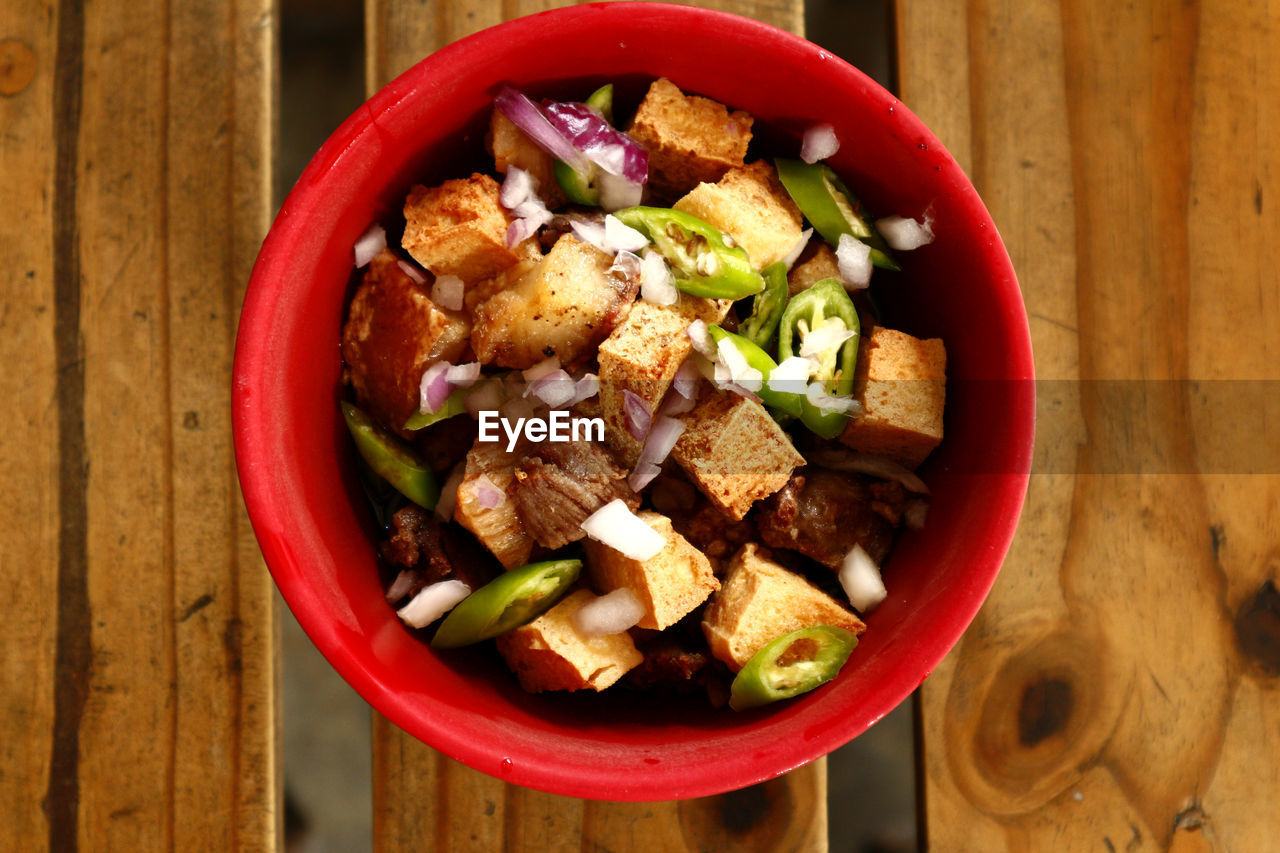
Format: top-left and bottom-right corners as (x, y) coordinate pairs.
(364, 1), (823, 850)
(0, 0), (278, 849)
(899, 0), (1280, 849)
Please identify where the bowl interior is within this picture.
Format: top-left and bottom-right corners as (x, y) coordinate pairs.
(233, 2), (1033, 801)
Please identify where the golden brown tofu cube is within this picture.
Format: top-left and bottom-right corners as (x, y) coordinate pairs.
(582, 511), (720, 630)
(470, 234), (638, 370)
(673, 161), (804, 270)
(840, 327), (947, 468)
(787, 242), (843, 296)
(402, 173), (524, 283)
(626, 78), (753, 199)
(453, 441), (534, 569)
(341, 249), (470, 437)
(488, 108), (568, 209)
(701, 543), (865, 672)
(671, 392), (805, 520)
(596, 297), (731, 466)
(496, 589), (644, 692)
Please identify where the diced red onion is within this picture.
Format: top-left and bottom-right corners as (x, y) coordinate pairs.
(622, 389), (652, 440)
(571, 588), (646, 637)
(542, 100), (649, 185)
(474, 474), (505, 509)
(628, 462), (662, 492)
(580, 499), (666, 561)
(686, 320), (717, 359)
(672, 359), (700, 400)
(597, 172), (644, 212)
(876, 215), (935, 251)
(836, 234), (873, 290)
(806, 382), (862, 415)
(499, 395), (538, 422)
(609, 250), (642, 281)
(446, 361), (481, 387)
(799, 321), (856, 359)
(419, 362), (453, 414)
(396, 579), (471, 629)
(638, 416), (685, 467)
(529, 369), (577, 408)
(801, 123), (840, 164)
(640, 250), (678, 306)
(567, 373), (600, 405)
(465, 380), (505, 418)
(494, 86), (590, 172)
(715, 337), (763, 392)
(570, 219), (608, 252)
(435, 461), (466, 521)
(658, 389), (697, 417)
(807, 447), (931, 494)
(397, 259), (427, 284)
(781, 228), (813, 270)
(385, 570), (418, 603)
(721, 382), (763, 403)
(604, 215), (649, 253)
(839, 544), (886, 612)
(431, 274), (465, 311)
(501, 166), (553, 249)
(354, 223), (386, 268)
(905, 500), (929, 530)
(499, 165), (537, 209)
(523, 355), (561, 384)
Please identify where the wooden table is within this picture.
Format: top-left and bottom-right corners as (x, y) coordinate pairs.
(4, 0), (1276, 849)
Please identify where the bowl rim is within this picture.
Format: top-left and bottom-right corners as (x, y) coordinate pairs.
(234, 0), (1034, 801)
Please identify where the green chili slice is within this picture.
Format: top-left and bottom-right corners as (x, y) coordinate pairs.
(612, 206), (765, 300)
(341, 401), (440, 510)
(583, 83), (614, 125)
(774, 158), (898, 271)
(777, 277), (861, 438)
(729, 625), (857, 711)
(739, 261), (789, 349)
(431, 559), (582, 648)
(403, 384), (471, 431)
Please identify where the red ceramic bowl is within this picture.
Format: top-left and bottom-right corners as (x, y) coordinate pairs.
(234, 3), (1033, 801)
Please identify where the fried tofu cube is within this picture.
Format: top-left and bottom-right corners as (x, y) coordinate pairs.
(626, 78), (753, 199)
(582, 511), (720, 630)
(701, 543), (866, 672)
(673, 161), (804, 270)
(402, 173), (524, 283)
(496, 589), (644, 692)
(671, 392), (805, 520)
(597, 297), (731, 466)
(453, 441), (534, 569)
(488, 109), (567, 209)
(341, 249), (470, 436)
(470, 234), (637, 369)
(787, 242), (843, 296)
(840, 327), (947, 468)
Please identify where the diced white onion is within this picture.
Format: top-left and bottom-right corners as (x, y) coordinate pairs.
(799, 321), (856, 359)
(839, 544), (886, 612)
(529, 369), (577, 408)
(523, 356), (561, 384)
(876, 215), (935, 251)
(580, 499), (666, 561)
(806, 382), (862, 415)
(640, 250), (678, 306)
(570, 219), (608, 253)
(767, 356), (813, 395)
(686, 320), (717, 359)
(801, 123), (840, 164)
(499, 165), (537, 209)
(499, 395), (538, 422)
(396, 579), (471, 629)
(807, 447), (931, 494)
(474, 474), (505, 509)
(571, 588), (646, 636)
(354, 224), (386, 268)
(598, 172), (644, 212)
(604, 214), (649, 253)
(836, 234), (873, 290)
(500, 166), (553, 248)
(419, 362), (453, 414)
(431, 274), (465, 311)
(609, 250), (641, 281)
(435, 461), (466, 521)
(715, 337), (763, 392)
(781, 228), (813, 270)
(397, 260), (427, 284)
(385, 570), (417, 603)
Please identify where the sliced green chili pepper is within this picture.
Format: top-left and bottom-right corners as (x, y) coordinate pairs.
(707, 324), (802, 418)
(612, 206), (765, 300)
(403, 384), (469, 431)
(729, 624), (857, 711)
(583, 83), (614, 125)
(341, 401), (440, 509)
(774, 158), (899, 271)
(777, 277), (861, 439)
(739, 261), (789, 349)
(431, 559), (582, 648)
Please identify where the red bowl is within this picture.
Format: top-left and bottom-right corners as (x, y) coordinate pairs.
(233, 2), (1033, 801)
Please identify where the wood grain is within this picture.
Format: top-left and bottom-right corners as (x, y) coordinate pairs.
(365, 1), (824, 850)
(899, 0), (1280, 849)
(0, 0), (279, 849)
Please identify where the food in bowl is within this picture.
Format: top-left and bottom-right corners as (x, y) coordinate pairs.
(338, 77), (947, 711)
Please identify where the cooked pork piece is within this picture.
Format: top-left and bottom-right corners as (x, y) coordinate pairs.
(511, 441), (639, 549)
(379, 505), (502, 601)
(755, 468), (895, 568)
